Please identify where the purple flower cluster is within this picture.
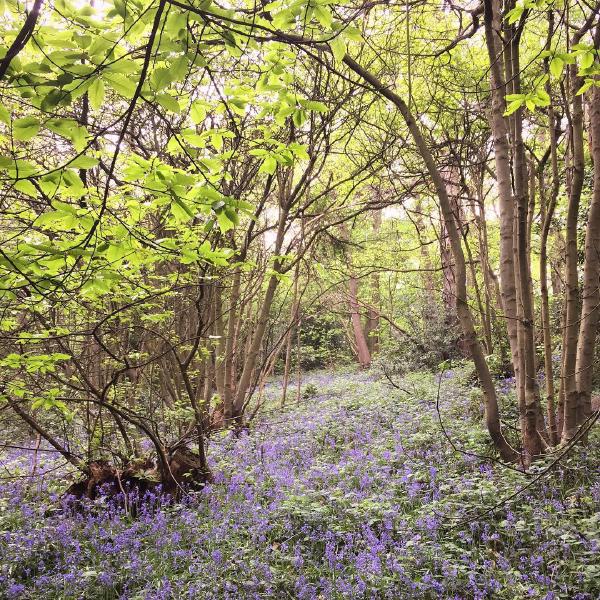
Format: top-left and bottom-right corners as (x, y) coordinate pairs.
(1, 369), (598, 599)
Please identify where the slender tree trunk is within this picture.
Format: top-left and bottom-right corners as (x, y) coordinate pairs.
(213, 284), (226, 400)
(233, 204), (289, 420)
(539, 44), (560, 444)
(561, 62), (585, 442)
(223, 269), (241, 422)
(282, 259), (301, 407)
(348, 275), (372, 368)
(574, 84), (600, 427)
(365, 210), (382, 354)
(482, 0), (521, 392)
(440, 166), (460, 325)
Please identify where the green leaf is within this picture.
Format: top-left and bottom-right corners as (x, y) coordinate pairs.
(504, 98), (524, 115)
(14, 179), (37, 197)
(330, 35), (346, 63)
(105, 243), (129, 262)
(293, 109), (306, 127)
(47, 119), (88, 152)
(211, 132), (223, 151)
(259, 155), (277, 175)
(550, 57), (563, 78)
(535, 89), (550, 107)
(190, 101), (207, 124)
(104, 73), (136, 98)
(68, 155), (98, 169)
(314, 5), (332, 28)
(0, 104), (9, 125)
(506, 6), (523, 24)
(170, 196), (194, 222)
(581, 51), (594, 70)
(289, 142), (309, 160)
(88, 78), (105, 110)
(344, 26), (362, 42)
(300, 100), (329, 113)
(216, 209), (235, 233)
(576, 79), (594, 95)
(151, 67), (174, 91)
(156, 94), (181, 114)
(13, 117), (40, 141)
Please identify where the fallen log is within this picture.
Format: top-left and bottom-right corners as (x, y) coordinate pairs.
(64, 446), (212, 505)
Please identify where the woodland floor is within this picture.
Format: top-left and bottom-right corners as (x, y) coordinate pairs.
(1, 368), (599, 599)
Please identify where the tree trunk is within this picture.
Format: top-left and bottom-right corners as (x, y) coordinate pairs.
(233, 203), (289, 420)
(348, 275), (372, 368)
(561, 62), (585, 442)
(574, 85), (600, 428)
(482, 0), (521, 396)
(539, 47), (560, 444)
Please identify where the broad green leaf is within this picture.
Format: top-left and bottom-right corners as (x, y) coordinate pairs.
(190, 101), (207, 124)
(151, 67), (174, 91)
(0, 104), (9, 125)
(14, 179), (37, 197)
(259, 155), (277, 175)
(581, 51), (594, 70)
(535, 89), (550, 107)
(504, 98), (524, 116)
(88, 78), (105, 110)
(577, 79), (594, 95)
(293, 109), (306, 127)
(314, 5), (332, 28)
(68, 155), (98, 169)
(156, 93), (181, 114)
(13, 117), (40, 141)
(170, 196), (194, 222)
(104, 73), (136, 98)
(216, 209), (234, 233)
(550, 57), (563, 78)
(330, 35), (346, 63)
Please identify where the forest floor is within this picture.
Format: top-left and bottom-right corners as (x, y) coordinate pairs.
(1, 368), (599, 599)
